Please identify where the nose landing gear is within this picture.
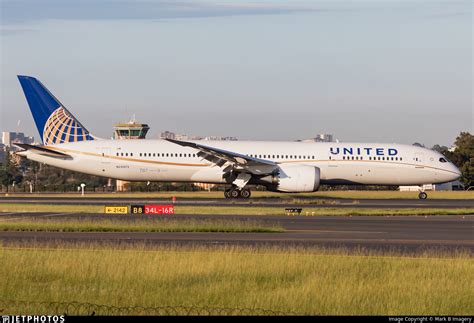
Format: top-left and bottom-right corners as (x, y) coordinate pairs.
(418, 191), (428, 200)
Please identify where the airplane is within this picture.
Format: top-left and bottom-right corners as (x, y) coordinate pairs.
(14, 75), (461, 199)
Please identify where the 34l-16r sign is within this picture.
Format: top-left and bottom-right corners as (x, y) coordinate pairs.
(131, 205), (175, 215)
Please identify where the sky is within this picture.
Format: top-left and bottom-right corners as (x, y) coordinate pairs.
(0, 0), (472, 147)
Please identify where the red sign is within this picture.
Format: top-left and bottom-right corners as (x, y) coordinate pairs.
(144, 204), (175, 215)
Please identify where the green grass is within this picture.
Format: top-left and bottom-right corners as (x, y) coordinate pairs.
(0, 203), (104, 213)
(0, 203), (472, 216)
(2, 190), (473, 199)
(0, 217), (281, 233)
(0, 244), (472, 315)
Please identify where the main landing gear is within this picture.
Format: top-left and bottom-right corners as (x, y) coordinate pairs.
(224, 187), (251, 199)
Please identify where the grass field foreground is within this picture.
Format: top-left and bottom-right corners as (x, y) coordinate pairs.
(0, 245), (472, 315)
(0, 217), (281, 233)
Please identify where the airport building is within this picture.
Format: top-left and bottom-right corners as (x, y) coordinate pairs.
(300, 133), (336, 143)
(2, 132), (34, 151)
(113, 120), (150, 191)
(113, 121), (149, 140)
(314, 134), (334, 142)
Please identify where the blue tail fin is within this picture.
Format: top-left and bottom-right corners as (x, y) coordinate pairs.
(17, 75), (95, 145)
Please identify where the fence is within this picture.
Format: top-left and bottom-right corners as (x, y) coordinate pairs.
(0, 300), (300, 316)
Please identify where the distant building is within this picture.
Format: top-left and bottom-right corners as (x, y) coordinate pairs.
(314, 134), (333, 142)
(160, 131), (176, 140)
(2, 132), (34, 151)
(300, 133), (335, 143)
(448, 145), (457, 152)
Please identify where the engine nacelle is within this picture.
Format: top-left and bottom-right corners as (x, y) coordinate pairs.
(263, 165), (320, 193)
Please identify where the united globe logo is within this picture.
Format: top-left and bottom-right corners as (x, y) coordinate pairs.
(42, 107), (94, 145)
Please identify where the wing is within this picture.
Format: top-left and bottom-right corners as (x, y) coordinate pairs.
(165, 139), (278, 175)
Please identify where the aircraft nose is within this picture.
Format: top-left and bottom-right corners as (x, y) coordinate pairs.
(450, 164), (462, 181)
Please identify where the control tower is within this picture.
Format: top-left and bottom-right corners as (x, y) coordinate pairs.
(112, 118), (150, 191)
(113, 119), (149, 140)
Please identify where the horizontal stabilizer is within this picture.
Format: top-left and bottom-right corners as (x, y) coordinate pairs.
(14, 143), (72, 159)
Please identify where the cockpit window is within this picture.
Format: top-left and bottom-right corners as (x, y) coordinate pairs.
(439, 157), (447, 163)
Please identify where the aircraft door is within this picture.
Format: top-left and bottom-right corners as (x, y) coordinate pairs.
(100, 147), (113, 174)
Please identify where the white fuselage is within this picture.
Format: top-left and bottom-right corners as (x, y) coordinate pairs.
(20, 139), (461, 187)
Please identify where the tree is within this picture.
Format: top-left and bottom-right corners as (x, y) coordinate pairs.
(0, 148), (16, 191)
(444, 132), (474, 188)
(431, 144), (449, 153)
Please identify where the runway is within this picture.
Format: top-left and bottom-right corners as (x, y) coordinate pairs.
(1, 212), (472, 254)
(1, 196), (473, 209)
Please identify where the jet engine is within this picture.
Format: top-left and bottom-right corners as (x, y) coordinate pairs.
(260, 165), (320, 192)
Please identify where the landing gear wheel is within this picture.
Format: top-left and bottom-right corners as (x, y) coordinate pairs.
(224, 189), (232, 199)
(418, 192), (428, 200)
(240, 188), (251, 199)
(230, 188), (241, 199)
